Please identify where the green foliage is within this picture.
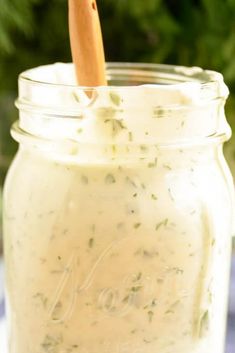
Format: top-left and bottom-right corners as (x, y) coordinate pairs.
(0, 0), (70, 91)
(99, 0), (235, 90)
(0, 0), (39, 53)
(0, 0), (235, 88)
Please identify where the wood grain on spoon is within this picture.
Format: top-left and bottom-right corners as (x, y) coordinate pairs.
(69, 0), (107, 87)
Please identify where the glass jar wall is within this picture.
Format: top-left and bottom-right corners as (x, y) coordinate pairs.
(3, 63), (234, 353)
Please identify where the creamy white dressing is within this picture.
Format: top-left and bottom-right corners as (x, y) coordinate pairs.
(3, 63), (234, 353)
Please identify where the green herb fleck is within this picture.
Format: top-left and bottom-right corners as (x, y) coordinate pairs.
(81, 175), (88, 184)
(33, 293), (48, 309)
(134, 223), (141, 229)
(133, 193), (137, 198)
(70, 146), (79, 155)
(143, 339), (151, 343)
(208, 289), (212, 303)
(77, 128), (83, 133)
(151, 298), (157, 307)
(170, 267), (184, 274)
(144, 299), (157, 310)
(110, 91), (121, 106)
(151, 194), (158, 200)
(128, 131), (133, 141)
(104, 117), (126, 136)
(148, 158), (158, 168)
(131, 285), (142, 292)
(148, 310), (154, 322)
(153, 107), (164, 118)
(122, 294), (131, 303)
(165, 300), (180, 314)
(198, 310), (209, 337)
(89, 238), (94, 248)
(51, 301), (63, 321)
(72, 92), (80, 102)
(117, 222), (124, 229)
(163, 164), (172, 170)
(112, 119), (126, 135)
(105, 174), (116, 184)
(126, 176), (137, 188)
(168, 188), (175, 201)
(69, 344), (79, 351)
(111, 144), (116, 153)
(143, 250), (159, 258)
(41, 334), (63, 353)
(96, 107), (116, 119)
(135, 272), (142, 281)
(140, 145), (148, 152)
(155, 218), (168, 231)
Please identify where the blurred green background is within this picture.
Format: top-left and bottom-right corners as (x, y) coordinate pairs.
(1, 0), (235, 248)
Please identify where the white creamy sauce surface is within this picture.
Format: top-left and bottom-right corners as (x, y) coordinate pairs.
(3, 64), (233, 353)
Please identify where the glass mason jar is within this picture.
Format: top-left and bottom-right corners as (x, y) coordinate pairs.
(3, 63), (235, 353)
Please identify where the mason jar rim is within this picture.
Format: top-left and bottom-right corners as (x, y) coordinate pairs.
(14, 62), (231, 148)
(15, 62), (229, 120)
(18, 62), (227, 91)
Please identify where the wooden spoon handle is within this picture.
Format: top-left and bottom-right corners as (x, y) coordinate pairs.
(69, 0), (107, 87)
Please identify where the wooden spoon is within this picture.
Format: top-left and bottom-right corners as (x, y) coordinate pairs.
(68, 0), (107, 87)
